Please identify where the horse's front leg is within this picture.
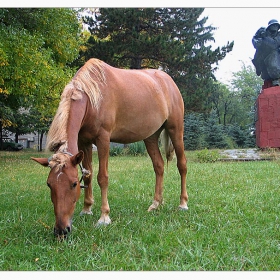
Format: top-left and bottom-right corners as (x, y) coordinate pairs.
(79, 145), (94, 215)
(96, 135), (111, 226)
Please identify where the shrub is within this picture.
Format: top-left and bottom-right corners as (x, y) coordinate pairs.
(127, 141), (146, 156)
(109, 145), (123, 156)
(109, 141), (147, 156)
(195, 148), (220, 163)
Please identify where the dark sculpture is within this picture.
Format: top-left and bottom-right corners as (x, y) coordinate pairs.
(252, 19), (280, 86)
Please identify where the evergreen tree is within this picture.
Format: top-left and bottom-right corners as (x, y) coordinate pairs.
(204, 110), (228, 149)
(82, 8), (233, 112)
(184, 113), (204, 150)
(226, 124), (247, 147)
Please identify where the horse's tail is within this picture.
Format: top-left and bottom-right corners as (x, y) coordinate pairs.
(161, 129), (175, 164)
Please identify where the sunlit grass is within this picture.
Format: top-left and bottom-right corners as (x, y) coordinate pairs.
(0, 150), (280, 270)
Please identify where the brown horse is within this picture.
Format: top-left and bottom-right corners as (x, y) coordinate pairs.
(32, 58), (188, 238)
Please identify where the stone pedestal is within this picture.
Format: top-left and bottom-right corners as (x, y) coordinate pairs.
(256, 86), (280, 148)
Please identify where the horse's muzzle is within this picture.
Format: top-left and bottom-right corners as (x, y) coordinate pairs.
(53, 225), (71, 240)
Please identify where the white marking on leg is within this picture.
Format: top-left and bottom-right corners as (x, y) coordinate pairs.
(96, 214), (111, 226)
(179, 204), (188, 211)
(148, 200), (160, 212)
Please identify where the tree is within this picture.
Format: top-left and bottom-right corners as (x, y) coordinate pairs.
(203, 110), (228, 149)
(0, 100), (14, 149)
(226, 124), (247, 148)
(184, 113), (204, 150)
(202, 63), (262, 148)
(28, 107), (53, 151)
(230, 63), (263, 128)
(207, 82), (236, 126)
(82, 8), (234, 112)
(225, 63), (263, 147)
(0, 8), (83, 143)
(207, 63), (263, 128)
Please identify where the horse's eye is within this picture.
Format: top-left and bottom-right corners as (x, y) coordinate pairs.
(71, 182), (78, 188)
(47, 182), (51, 188)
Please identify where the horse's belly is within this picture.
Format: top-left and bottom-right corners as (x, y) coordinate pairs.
(110, 117), (164, 144)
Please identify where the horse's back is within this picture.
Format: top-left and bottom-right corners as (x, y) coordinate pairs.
(83, 59), (184, 143)
(103, 63), (183, 108)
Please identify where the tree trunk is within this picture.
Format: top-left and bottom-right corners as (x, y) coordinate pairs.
(0, 120), (3, 150)
(15, 130), (19, 143)
(130, 57), (142, 69)
(39, 131), (44, 152)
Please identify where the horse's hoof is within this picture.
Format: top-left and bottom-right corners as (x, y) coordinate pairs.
(178, 204), (188, 211)
(80, 210), (93, 216)
(96, 217), (111, 227)
(148, 200), (160, 212)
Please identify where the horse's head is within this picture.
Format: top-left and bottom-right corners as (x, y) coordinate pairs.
(32, 151), (84, 239)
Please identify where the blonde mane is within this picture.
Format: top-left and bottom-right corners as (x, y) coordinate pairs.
(46, 58), (106, 152)
(48, 153), (70, 172)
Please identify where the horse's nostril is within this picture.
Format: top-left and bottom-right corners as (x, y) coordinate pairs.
(53, 227), (70, 240)
(53, 228), (59, 236)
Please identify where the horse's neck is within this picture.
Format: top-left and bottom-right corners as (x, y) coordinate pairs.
(64, 94), (89, 155)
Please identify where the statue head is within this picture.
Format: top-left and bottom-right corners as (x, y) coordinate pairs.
(266, 19), (280, 36)
(267, 19), (279, 27)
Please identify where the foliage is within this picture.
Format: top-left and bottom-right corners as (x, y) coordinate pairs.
(184, 113), (204, 150)
(194, 63), (263, 149)
(0, 8), (82, 125)
(244, 131), (256, 148)
(207, 82), (235, 125)
(226, 124), (248, 148)
(109, 144), (124, 157)
(110, 141), (147, 156)
(1, 150), (280, 270)
(126, 141), (147, 156)
(203, 110), (228, 149)
(195, 148), (220, 162)
(0, 101), (14, 128)
(82, 8), (233, 112)
(231, 63), (263, 98)
(230, 63), (263, 130)
(184, 111), (256, 150)
(205, 63), (263, 137)
(212, 64), (262, 128)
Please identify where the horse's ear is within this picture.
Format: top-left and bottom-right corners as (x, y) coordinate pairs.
(71, 151), (84, 166)
(31, 157), (49, 167)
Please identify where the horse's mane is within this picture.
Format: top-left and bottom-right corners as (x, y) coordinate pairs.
(46, 58), (106, 152)
(48, 153), (70, 172)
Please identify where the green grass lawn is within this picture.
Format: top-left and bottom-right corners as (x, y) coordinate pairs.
(0, 149), (280, 271)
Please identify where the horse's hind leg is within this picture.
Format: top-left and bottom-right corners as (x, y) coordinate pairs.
(167, 127), (188, 210)
(144, 132), (165, 211)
